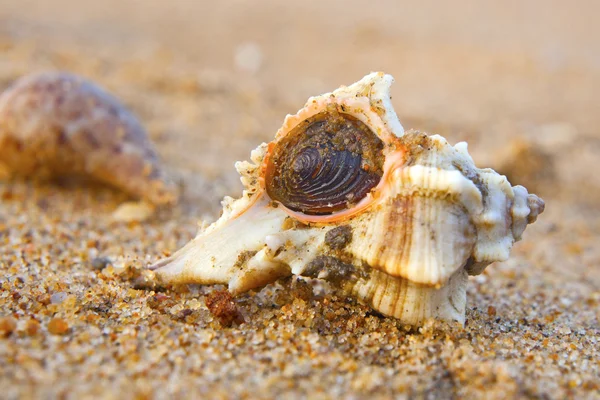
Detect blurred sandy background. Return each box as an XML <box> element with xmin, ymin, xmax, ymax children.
<box><xmin>0</xmin><ymin>1</ymin><xmax>599</xmax><ymax>398</ymax></box>
<box><xmin>2</xmin><ymin>0</ymin><xmax>599</xmax><ymax>202</ymax></box>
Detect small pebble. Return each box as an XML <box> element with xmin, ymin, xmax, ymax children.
<box><xmin>90</xmin><ymin>257</ymin><xmax>111</xmax><ymax>271</ymax></box>
<box><xmin>47</xmin><ymin>317</ymin><xmax>69</xmax><ymax>335</ymax></box>
<box><xmin>0</xmin><ymin>316</ymin><xmax>17</xmax><ymax>337</ymax></box>
<box><xmin>50</xmin><ymin>292</ymin><xmax>68</xmax><ymax>304</ymax></box>
<box><xmin>25</xmin><ymin>319</ymin><xmax>40</xmax><ymax>336</ymax></box>
<box><xmin>111</xmin><ymin>201</ymin><xmax>155</xmax><ymax>222</ymax></box>
<box><xmin>205</xmin><ymin>290</ymin><xmax>244</xmax><ymax>327</ymax></box>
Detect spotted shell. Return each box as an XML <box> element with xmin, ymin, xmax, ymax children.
<box><xmin>150</xmin><ymin>72</ymin><xmax>544</xmax><ymax>326</ymax></box>
<box><xmin>0</xmin><ymin>72</ymin><xmax>177</xmax><ymax>205</ymax></box>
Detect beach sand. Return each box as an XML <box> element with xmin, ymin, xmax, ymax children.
<box><xmin>0</xmin><ymin>1</ymin><xmax>599</xmax><ymax>398</ymax></box>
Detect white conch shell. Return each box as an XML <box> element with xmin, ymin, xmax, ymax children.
<box><xmin>150</xmin><ymin>72</ymin><xmax>545</xmax><ymax>326</ymax></box>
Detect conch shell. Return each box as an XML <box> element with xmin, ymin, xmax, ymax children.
<box><xmin>150</xmin><ymin>72</ymin><xmax>544</xmax><ymax>326</ymax></box>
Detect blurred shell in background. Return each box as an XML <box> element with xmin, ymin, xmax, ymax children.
<box><xmin>0</xmin><ymin>72</ymin><xmax>178</xmax><ymax>206</ymax></box>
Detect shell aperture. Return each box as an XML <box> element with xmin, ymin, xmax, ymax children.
<box><xmin>265</xmin><ymin>109</ymin><xmax>384</xmax><ymax>215</ymax></box>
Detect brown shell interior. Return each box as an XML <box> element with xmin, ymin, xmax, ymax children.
<box><xmin>263</xmin><ymin>107</ymin><xmax>385</xmax><ymax>216</ymax></box>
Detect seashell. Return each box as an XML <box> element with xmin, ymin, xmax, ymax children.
<box><xmin>149</xmin><ymin>72</ymin><xmax>545</xmax><ymax>326</ymax></box>
<box><xmin>0</xmin><ymin>72</ymin><xmax>177</xmax><ymax>205</ymax></box>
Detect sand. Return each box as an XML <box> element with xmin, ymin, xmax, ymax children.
<box><xmin>0</xmin><ymin>1</ymin><xmax>599</xmax><ymax>398</ymax></box>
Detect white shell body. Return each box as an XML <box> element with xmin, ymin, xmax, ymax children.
<box><xmin>150</xmin><ymin>72</ymin><xmax>544</xmax><ymax>326</ymax></box>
